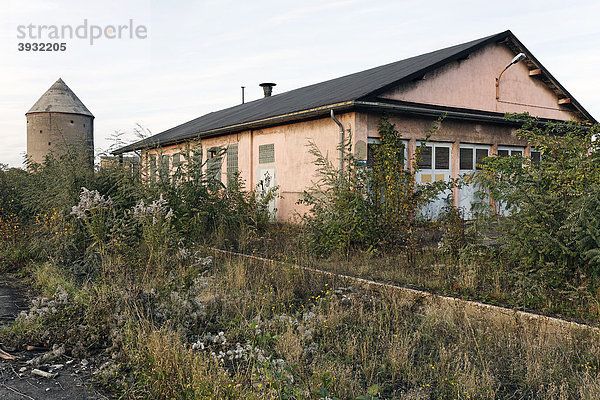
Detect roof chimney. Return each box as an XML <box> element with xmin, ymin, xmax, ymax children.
<box><xmin>259</xmin><ymin>82</ymin><xmax>276</xmax><ymax>97</ymax></box>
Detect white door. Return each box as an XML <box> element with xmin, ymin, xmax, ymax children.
<box><xmin>458</xmin><ymin>144</ymin><xmax>490</xmax><ymax>218</ymax></box>
<box><xmin>256</xmin><ymin>166</ymin><xmax>277</xmax><ymax>219</ymax></box>
<box><xmin>415</xmin><ymin>142</ymin><xmax>453</xmax><ymax>219</ymax></box>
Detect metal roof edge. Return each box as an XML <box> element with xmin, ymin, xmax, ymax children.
<box><xmin>113</xmin><ymin>101</ymin><xmax>356</xmax><ymax>154</ymax></box>
<box><xmin>354</xmin><ymin>100</ymin><xmax>591</xmax><ymax>128</ymax></box>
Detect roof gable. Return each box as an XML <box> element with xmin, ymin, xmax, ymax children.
<box><xmin>378</xmin><ymin>42</ymin><xmax>580</xmax><ymax>121</ymax></box>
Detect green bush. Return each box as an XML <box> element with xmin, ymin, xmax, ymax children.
<box><xmin>473</xmin><ymin>116</ymin><xmax>600</xmax><ymax>288</ymax></box>
<box><xmin>301</xmin><ymin>118</ymin><xmax>448</xmax><ymax>257</ymax></box>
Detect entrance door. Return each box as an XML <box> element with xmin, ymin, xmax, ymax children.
<box><xmin>415</xmin><ymin>142</ymin><xmax>452</xmax><ymax>219</ymax></box>
<box><xmin>458</xmin><ymin>144</ymin><xmax>490</xmax><ymax>218</ymax></box>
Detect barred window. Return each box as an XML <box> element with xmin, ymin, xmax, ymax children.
<box><xmin>207</xmin><ymin>147</ymin><xmax>222</xmax><ymax>181</ymax></box>
<box><xmin>227</xmin><ymin>144</ymin><xmax>239</xmax><ymax>185</ymax></box>
<box><xmin>149</xmin><ymin>154</ymin><xmax>157</xmax><ymax>183</ymax></box>
<box><xmin>460</xmin><ymin>148</ymin><xmax>473</xmax><ymax>170</ymax></box>
<box><xmin>435</xmin><ymin>147</ymin><xmax>450</xmax><ymax>170</ymax></box>
<box><xmin>475</xmin><ymin>149</ymin><xmax>488</xmax><ymax>170</ymax></box>
<box><xmin>259</xmin><ymin>144</ymin><xmax>275</xmax><ymax>164</ymax></box>
<box><xmin>159</xmin><ymin>155</ymin><xmax>170</xmax><ymax>182</ymax></box>
<box><xmin>172</xmin><ymin>153</ymin><xmax>182</xmax><ymax>167</ymax></box>
<box><xmin>417</xmin><ymin>146</ymin><xmax>432</xmax><ymax>169</ymax></box>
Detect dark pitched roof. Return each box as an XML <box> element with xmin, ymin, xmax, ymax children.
<box><xmin>114</xmin><ymin>30</ymin><xmax>595</xmax><ymax>154</ymax></box>
<box><xmin>27</xmin><ymin>78</ymin><xmax>94</xmax><ymax>117</ymax></box>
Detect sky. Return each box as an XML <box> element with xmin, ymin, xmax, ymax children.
<box><xmin>1</xmin><ymin>0</ymin><xmax>599</xmax><ymax>167</ymax></box>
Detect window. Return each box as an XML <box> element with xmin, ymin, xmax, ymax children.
<box><xmin>227</xmin><ymin>144</ymin><xmax>239</xmax><ymax>185</ymax></box>
<box><xmin>172</xmin><ymin>153</ymin><xmax>182</xmax><ymax>167</ymax></box>
<box><xmin>207</xmin><ymin>147</ymin><xmax>223</xmax><ymax>181</ymax></box>
<box><xmin>159</xmin><ymin>155</ymin><xmax>170</xmax><ymax>182</ymax></box>
<box><xmin>475</xmin><ymin>149</ymin><xmax>488</xmax><ymax>170</ymax></box>
<box><xmin>366</xmin><ymin>139</ymin><xmax>380</xmax><ymax>169</ymax></box>
<box><xmin>497</xmin><ymin>146</ymin><xmax>524</xmax><ymax>157</ymax></box>
<box><xmin>460</xmin><ymin>147</ymin><xmax>489</xmax><ymax>171</ymax></box>
<box><xmin>259</xmin><ymin>144</ymin><xmax>275</xmax><ymax>164</ymax></box>
<box><xmin>416</xmin><ymin>142</ymin><xmax>451</xmax><ymax>177</ymax></box>
<box><xmin>460</xmin><ymin>148</ymin><xmax>474</xmax><ymax>170</ymax></box>
<box><xmin>531</xmin><ymin>150</ymin><xmax>541</xmax><ymax>163</ymax></box>
<box><xmin>434</xmin><ymin>147</ymin><xmax>450</xmax><ymax>170</ymax></box>
<box><xmin>417</xmin><ymin>146</ymin><xmax>432</xmax><ymax>169</ymax></box>
<box><xmin>171</xmin><ymin>153</ymin><xmax>183</xmax><ymax>183</ymax></box>
<box><xmin>366</xmin><ymin>138</ymin><xmax>407</xmax><ymax>169</ymax></box>
<box><xmin>149</xmin><ymin>154</ymin><xmax>157</xmax><ymax>183</ymax></box>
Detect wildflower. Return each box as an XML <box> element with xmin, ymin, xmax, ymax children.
<box><xmin>71</xmin><ymin>187</ymin><xmax>112</xmax><ymax>220</ymax></box>
<box><xmin>132</xmin><ymin>194</ymin><xmax>173</xmax><ymax>224</ymax></box>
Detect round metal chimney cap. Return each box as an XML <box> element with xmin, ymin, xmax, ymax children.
<box><xmin>259</xmin><ymin>82</ymin><xmax>277</xmax><ymax>87</ymax></box>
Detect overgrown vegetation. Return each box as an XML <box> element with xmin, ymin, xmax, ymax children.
<box><xmin>1</xmin><ymin>116</ymin><xmax>600</xmax><ymax>399</ymax></box>
<box><xmin>300</xmin><ymin>118</ymin><xmax>448</xmax><ymax>258</ymax></box>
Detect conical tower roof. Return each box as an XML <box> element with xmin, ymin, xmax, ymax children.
<box><xmin>26</xmin><ymin>78</ymin><xmax>93</xmax><ymax>117</ymax></box>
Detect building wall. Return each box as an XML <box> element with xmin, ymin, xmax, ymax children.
<box><xmin>26</xmin><ymin>112</ymin><xmax>94</xmax><ymax>165</ymax></box>
<box><xmin>140</xmin><ymin>43</ymin><xmax>585</xmax><ymax>220</ymax></box>
<box><xmin>380</xmin><ymin>43</ymin><xmax>580</xmax><ymax>121</ymax></box>
<box><xmin>143</xmin><ymin>112</ymin><xmax>356</xmax><ymax>221</ymax></box>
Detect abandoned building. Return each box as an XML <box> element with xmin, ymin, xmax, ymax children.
<box><xmin>26</xmin><ymin>78</ymin><xmax>95</xmax><ymax>166</ymax></box>
<box><xmin>113</xmin><ymin>30</ymin><xmax>596</xmax><ymax>220</ymax></box>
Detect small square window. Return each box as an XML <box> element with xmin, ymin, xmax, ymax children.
<box><xmin>259</xmin><ymin>144</ymin><xmax>275</xmax><ymax>164</ymax></box>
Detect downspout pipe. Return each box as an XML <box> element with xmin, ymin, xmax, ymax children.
<box><xmin>330</xmin><ymin>109</ymin><xmax>344</xmax><ymax>183</ymax></box>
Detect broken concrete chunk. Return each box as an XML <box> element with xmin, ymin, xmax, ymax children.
<box><xmin>31</xmin><ymin>368</ymin><xmax>58</xmax><ymax>378</ymax></box>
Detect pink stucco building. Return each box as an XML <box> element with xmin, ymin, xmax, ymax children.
<box><xmin>114</xmin><ymin>30</ymin><xmax>596</xmax><ymax>220</ymax></box>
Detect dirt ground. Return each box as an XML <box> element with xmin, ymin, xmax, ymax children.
<box><xmin>0</xmin><ymin>282</ymin><xmax>111</xmax><ymax>400</ymax></box>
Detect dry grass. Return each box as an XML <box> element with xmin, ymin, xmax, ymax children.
<box><xmin>5</xmin><ymin>252</ymin><xmax>600</xmax><ymax>399</ymax></box>
<box><xmin>196</xmin><ymin>253</ymin><xmax>600</xmax><ymax>399</ymax></box>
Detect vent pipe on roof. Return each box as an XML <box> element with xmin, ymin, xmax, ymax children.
<box><xmin>259</xmin><ymin>82</ymin><xmax>276</xmax><ymax>97</ymax></box>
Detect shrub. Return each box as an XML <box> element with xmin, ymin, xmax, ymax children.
<box><xmin>301</xmin><ymin>118</ymin><xmax>448</xmax><ymax>257</ymax></box>
<box><xmin>473</xmin><ymin>116</ymin><xmax>600</xmax><ymax>288</ymax></box>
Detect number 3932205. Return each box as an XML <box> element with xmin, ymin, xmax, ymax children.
<box><xmin>18</xmin><ymin>43</ymin><xmax>67</xmax><ymax>51</ymax></box>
